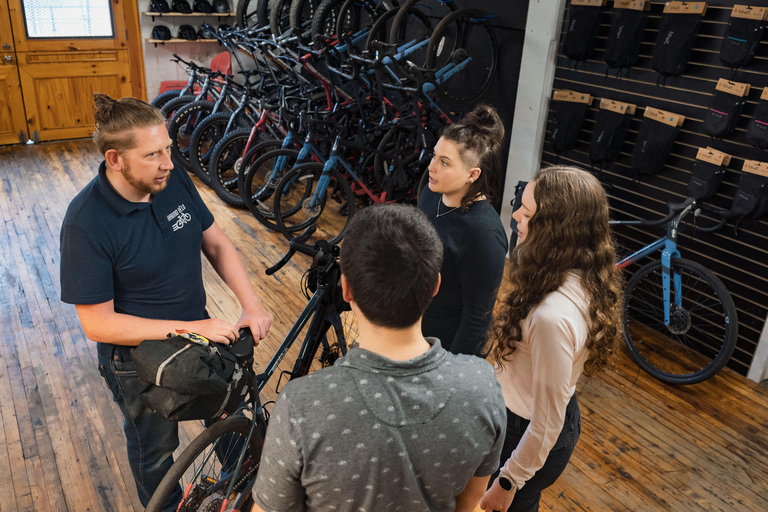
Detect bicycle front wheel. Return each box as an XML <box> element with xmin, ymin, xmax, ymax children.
<box><xmin>273</xmin><ymin>162</ymin><xmax>355</xmax><ymax>249</ymax></box>
<box><xmin>145</xmin><ymin>415</ymin><xmax>263</xmax><ymax>512</ymax></box>
<box><xmin>623</xmin><ymin>258</ymin><xmax>738</xmax><ymax>385</ymax></box>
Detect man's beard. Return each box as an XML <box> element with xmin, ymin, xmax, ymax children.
<box><xmin>123</xmin><ymin>163</ymin><xmax>169</xmax><ymax>196</ymax></box>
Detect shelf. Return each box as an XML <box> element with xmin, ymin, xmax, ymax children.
<box><xmin>146</xmin><ymin>38</ymin><xmax>222</xmax><ymax>47</ymax></box>
<box><xmin>143</xmin><ymin>12</ymin><xmax>237</xmax><ymax>21</ymax></box>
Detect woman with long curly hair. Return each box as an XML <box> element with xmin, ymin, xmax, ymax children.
<box><xmin>480</xmin><ymin>166</ymin><xmax>623</xmax><ymax>512</ymax></box>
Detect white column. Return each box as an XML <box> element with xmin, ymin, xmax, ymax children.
<box><xmin>500</xmin><ymin>0</ymin><xmax>567</xmax><ymax>243</ymax></box>
<box><xmin>747</xmin><ymin>314</ymin><xmax>768</xmax><ymax>383</ymax></box>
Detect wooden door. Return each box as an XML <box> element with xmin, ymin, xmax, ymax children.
<box><xmin>7</xmin><ymin>0</ymin><xmax>134</xmax><ymax>142</ymax></box>
<box><xmin>0</xmin><ymin>0</ymin><xmax>28</xmax><ymax>145</ymax></box>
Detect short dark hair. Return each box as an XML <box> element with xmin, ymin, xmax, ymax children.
<box><xmin>340</xmin><ymin>204</ymin><xmax>443</xmax><ymax>328</ymax></box>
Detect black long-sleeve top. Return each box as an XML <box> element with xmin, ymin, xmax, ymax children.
<box><xmin>418</xmin><ymin>186</ymin><xmax>508</xmax><ymax>356</ymax></box>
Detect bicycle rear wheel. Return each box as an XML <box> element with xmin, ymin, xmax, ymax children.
<box><xmin>425</xmin><ymin>9</ymin><xmax>498</xmax><ymax>106</ymax></box>
<box><xmin>209</xmin><ymin>129</ymin><xmax>262</xmax><ymax>208</ymax></box>
<box><xmin>241</xmin><ymin>145</ymin><xmax>301</xmax><ymax>230</ymax></box>
<box><xmin>144</xmin><ymin>415</ymin><xmax>263</xmax><ymax>512</ymax></box>
<box><xmin>168</xmin><ymin>100</ymin><xmax>218</xmax><ymax>171</ymax></box>
<box><xmin>623</xmin><ymin>258</ymin><xmax>738</xmax><ymax>385</ymax></box>
<box><xmin>273</xmin><ymin>162</ymin><xmax>355</xmax><ymax>250</ymax></box>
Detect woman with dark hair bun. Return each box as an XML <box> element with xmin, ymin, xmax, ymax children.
<box><xmin>417</xmin><ymin>104</ymin><xmax>508</xmax><ymax>356</ymax></box>
<box><xmin>480</xmin><ymin>166</ymin><xmax>623</xmax><ymax>512</ymax></box>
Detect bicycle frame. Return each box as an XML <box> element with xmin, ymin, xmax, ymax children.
<box><xmin>612</xmin><ymin>201</ymin><xmax>695</xmax><ymax>328</ymax></box>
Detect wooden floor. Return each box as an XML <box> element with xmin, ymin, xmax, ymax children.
<box><xmin>1</xmin><ymin>139</ymin><xmax>767</xmax><ymax>512</ymax></box>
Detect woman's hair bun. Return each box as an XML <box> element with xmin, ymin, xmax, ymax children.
<box><xmin>461</xmin><ymin>104</ymin><xmax>504</xmax><ymax>145</ymax></box>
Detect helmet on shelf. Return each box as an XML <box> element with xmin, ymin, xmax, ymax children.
<box><xmin>151</xmin><ymin>25</ymin><xmax>173</xmax><ymax>41</ymax></box>
<box><xmin>178</xmin><ymin>24</ymin><xmax>198</xmax><ymax>40</ymax></box>
<box><xmin>213</xmin><ymin>0</ymin><xmax>231</xmax><ymax>13</ymax></box>
<box><xmin>198</xmin><ymin>24</ymin><xmax>217</xmax><ymax>40</ymax></box>
<box><xmin>171</xmin><ymin>0</ymin><xmax>193</xmax><ymax>14</ymax></box>
<box><xmin>193</xmin><ymin>0</ymin><xmax>214</xmax><ymax>13</ymax></box>
<box><xmin>218</xmin><ymin>24</ymin><xmax>233</xmax><ymax>33</ymax></box>
<box><xmin>150</xmin><ymin>0</ymin><xmax>171</xmax><ymax>13</ymax></box>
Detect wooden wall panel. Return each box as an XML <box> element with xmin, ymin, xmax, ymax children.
<box><xmin>543</xmin><ymin>1</ymin><xmax>768</xmax><ymax>376</ymax></box>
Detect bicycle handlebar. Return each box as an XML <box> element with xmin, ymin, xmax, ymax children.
<box><xmin>265</xmin><ymin>226</ymin><xmax>318</xmax><ymax>275</ymax></box>
<box><xmin>610</xmin><ymin>197</ymin><xmax>695</xmax><ymax>228</ymax></box>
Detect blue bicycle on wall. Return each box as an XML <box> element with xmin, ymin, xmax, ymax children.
<box><xmin>611</xmin><ymin>197</ymin><xmax>738</xmax><ymax>385</ymax></box>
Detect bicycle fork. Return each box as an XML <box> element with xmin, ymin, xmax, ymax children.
<box><xmin>660</xmin><ymin>239</ymin><xmax>682</xmax><ymax>327</ymax></box>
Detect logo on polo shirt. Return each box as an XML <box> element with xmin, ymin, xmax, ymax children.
<box><xmin>167</xmin><ymin>204</ymin><xmax>192</xmax><ymax>232</ymax></box>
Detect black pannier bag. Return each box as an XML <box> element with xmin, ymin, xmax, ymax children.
<box><xmin>550</xmin><ymin>100</ymin><xmax>589</xmax><ymax>154</ymax></box>
<box><xmin>589</xmin><ymin>108</ymin><xmax>632</xmax><ymax>165</ymax></box>
<box><xmin>731</xmin><ymin>171</ymin><xmax>768</xmax><ymax>221</ymax></box>
<box><xmin>687</xmin><ymin>160</ymin><xmax>725</xmax><ymax>201</ymax></box>
<box><xmin>702</xmin><ymin>89</ymin><xmax>746</xmax><ymax>139</ymax></box>
<box><xmin>652</xmin><ymin>12</ymin><xmax>701</xmax><ymax>77</ymax></box>
<box><xmin>746</xmin><ymin>100</ymin><xmax>768</xmax><ymax>149</ymax></box>
<box><xmin>132</xmin><ymin>334</ymin><xmax>253</xmax><ymax>421</ymax></box>
<box><xmin>630</xmin><ymin>117</ymin><xmax>680</xmax><ymax>177</ymax></box>
<box><xmin>604</xmin><ymin>7</ymin><xmax>648</xmax><ymax>69</ymax></box>
<box><xmin>562</xmin><ymin>3</ymin><xmax>604</xmax><ymax>62</ymax></box>
<box><xmin>720</xmin><ymin>15</ymin><xmax>765</xmax><ymax>69</ymax></box>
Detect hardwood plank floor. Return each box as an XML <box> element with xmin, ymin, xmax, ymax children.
<box><xmin>1</xmin><ymin>139</ymin><xmax>767</xmax><ymax>511</ymax></box>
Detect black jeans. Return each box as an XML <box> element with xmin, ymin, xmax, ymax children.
<box><xmin>491</xmin><ymin>395</ymin><xmax>581</xmax><ymax>512</ymax></box>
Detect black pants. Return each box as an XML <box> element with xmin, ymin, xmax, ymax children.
<box><xmin>491</xmin><ymin>395</ymin><xmax>581</xmax><ymax>512</ymax></box>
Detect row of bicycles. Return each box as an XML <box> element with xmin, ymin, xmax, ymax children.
<box><xmin>154</xmin><ymin>0</ymin><xmax>499</xmax><ymax>250</ymax></box>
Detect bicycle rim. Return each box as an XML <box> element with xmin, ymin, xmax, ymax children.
<box><xmin>242</xmin><ymin>145</ymin><xmax>300</xmax><ymax>230</ymax></box>
<box><xmin>623</xmin><ymin>258</ymin><xmax>738</xmax><ymax>385</ymax></box>
<box><xmin>273</xmin><ymin>162</ymin><xmax>355</xmax><ymax>248</ymax></box>
<box><xmin>145</xmin><ymin>415</ymin><xmax>262</xmax><ymax>512</ymax></box>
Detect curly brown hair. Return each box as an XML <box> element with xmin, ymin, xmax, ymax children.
<box><xmin>489</xmin><ymin>166</ymin><xmax>623</xmax><ymax>376</ymax></box>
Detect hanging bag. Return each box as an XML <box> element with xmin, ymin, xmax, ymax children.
<box><xmin>687</xmin><ymin>161</ymin><xmax>726</xmax><ymax>201</ymax></box>
<box><xmin>652</xmin><ymin>5</ymin><xmax>705</xmax><ymax>78</ymax></box>
<box><xmin>630</xmin><ymin>108</ymin><xmax>684</xmax><ymax>178</ymax></box>
<box><xmin>731</xmin><ymin>161</ymin><xmax>768</xmax><ymax>225</ymax></box>
<box><xmin>549</xmin><ymin>90</ymin><xmax>592</xmax><ymax>154</ymax></box>
<box><xmin>746</xmin><ymin>92</ymin><xmax>768</xmax><ymax>149</ymax></box>
<box><xmin>562</xmin><ymin>2</ymin><xmax>605</xmax><ymax>62</ymax></box>
<box><xmin>719</xmin><ymin>6</ymin><xmax>766</xmax><ymax>69</ymax></box>
<box><xmin>589</xmin><ymin>99</ymin><xmax>634</xmax><ymax>165</ymax></box>
<box><xmin>702</xmin><ymin>82</ymin><xmax>748</xmax><ymax>139</ymax></box>
<box><xmin>604</xmin><ymin>4</ymin><xmax>649</xmax><ymax>69</ymax></box>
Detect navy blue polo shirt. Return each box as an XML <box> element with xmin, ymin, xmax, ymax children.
<box><xmin>60</xmin><ymin>162</ymin><xmax>215</xmax><ymax>327</ymax></box>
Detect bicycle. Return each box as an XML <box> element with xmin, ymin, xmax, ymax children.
<box><xmin>145</xmin><ymin>228</ymin><xmax>351</xmax><ymax>512</ymax></box>
<box><xmin>611</xmin><ymin>197</ymin><xmax>738</xmax><ymax>385</ymax></box>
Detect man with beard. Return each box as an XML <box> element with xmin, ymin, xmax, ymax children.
<box><xmin>59</xmin><ymin>93</ymin><xmax>271</xmax><ymax>512</ymax></box>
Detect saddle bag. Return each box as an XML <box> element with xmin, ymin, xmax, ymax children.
<box><xmin>604</xmin><ymin>7</ymin><xmax>648</xmax><ymax>70</ymax></box>
<box><xmin>687</xmin><ymin>160</ymin><xmax>725</xmax><ymax>201</ymax></box>
<box><xmin>720</xmin><ymin>15</ymin><xmax>765</xmax><ymax>70</ymax></box>
<box><xmin>132</xmin><ymin>333</ymin><xmax>253</xmax><ymax>421</ymax></box>
<box><xmin>702</xmin><ymin>89</ymin><xmax>746</xmax><ymax>139</ymax></box>
<box><xmin>652</xmin><ymin>12</ymin><xmax>701</xmax><ymax>77</ymax></box>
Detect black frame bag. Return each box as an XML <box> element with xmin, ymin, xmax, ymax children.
<box><xmin>720</xmin><ymin>16</ymin><xmax>765</xmax><ymax>70</ymax></box>
<box><xmin>562</xmin><ymin>4</ymin><xmax>603</xmax><ymax>62</ymax></box>
<box><xmin>702</xmin><ymin>89</ymin><xmax>746</xmax><ymax>139</ymax></box>
<box><xmin>589</xmin><ymin>108</ymin><xmax>632</xmax><ymax>165</ymax></box>
<box><xmin>604</xmin><ymin>8</ymin><xmax>649</xmax><ymax>69</ymax></box>
<box><xmin>550</xmin><ymin>100</ymin><xmax>589</xmax><ymax>154</ymax></box>
<box><xmin>746</xmin><ymin>100</ymin><xmax>768</xmax><ymax>149</ymax></box>
<box><xmin>687</xmin><ymin>160</ymin><xmax>725</xmax><ymax>201</ymax></box>
<box><xmin>132</xmin><ymin>334</ymin><xmax>254</xmax><ymax>421</ymax></box>
<box><xmin>630</xmin><ymin>117</ymin><xmax>680</xmax><ymax>177</ymax></box>
<box><xmin>652</xmin><ymin>12</ymin><xmax>701</xmax><ymax>77</ymax></box>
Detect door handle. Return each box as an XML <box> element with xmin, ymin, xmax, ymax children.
<box><xmin>4</xmin><ymin>55</ymin><xmax>12</xmax><ymax>64</ymax></box>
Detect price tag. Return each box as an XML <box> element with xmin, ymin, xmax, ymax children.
<box><xmin>663</xmin><ymin>1</ymin><xmax>707</xmax><ymax>15</ymax></box>
<box><xmin>553</xmin><ymin>89</ymin><xmax>593</xmax><ymax>105</ymax></box>
<box><xmin>696</xmin><ymin>147</ymin><xmax>731</xmax><ymax>167</ymax></box>
<box><xmin>761</xmin><ymin>88</ymin><xmax>768</xmax><ymax>101</ymax></box>
<box><xmin>716</xmin><ymin>78</ymin><xmax>750</xmax><ymax>97</ymax></box>
<box><xmin>731</xmin><ymin>5</ymin><xmax>767</xmax><ymax>21</ymax></box>
<box><xmin>644</xmin><ymin>107</ymin><xmax>685</xmax><ymax>127</ymax></box>
<box><xmin>571</xmin><ymin>0</ymin><xmax>607</xmax><ymax>6</ymax></box>
<box><xmin>743</xmin><ymin>160</ymin><xmax>768</xmax><ymax>177</ymax></box>
<box><xmin>599</xmin><ymin>98</ymin><xmax>636</xmax><ymax>115</ymax></box>
<box><xmin>614</xmin><ymin>0</ymin><xmax>650</xmax><ymax>11</ymax></box>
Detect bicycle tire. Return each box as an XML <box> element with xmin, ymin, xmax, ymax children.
<box><xmin>144</xmin><ymin>415</ymin><xmax>262</xmax><ymax>512</ymax></box>
<box><xmin>188</xmin><ymin>112</ymin><xmax>244</xmax><ymax>186</ymax></box>
<box><xmin>161</xmin><ymin>96</ymin><xmax>195</xmax><ymax>120</ymax></box>
<box><xmin>289</xmin><ymin>0</ymin><xmax>320</xmax><ymax>42</ymax></box>
<box><xmin>335</xmin><ymin>0</ymin><xmax>379</xmax><ymax>46</ymax></box>
<box><xmin>416</xmin><ymin>168</ymin><xmax>429</xmax><ymax>204</ymax></box>
<box><xmin>209</xmin><ymin>129</ymin><xmax>264</xmax><ymax>208</ymax></box>
<box><xmin>623</xmin><ymin>258</ymin><xmax>738</xmax><ymax>385</ymax></box>
<box><xmin>425</xmin><ymin>9</ymin><xmax>498</xmax><ymax>106</ymax></box>
<box><xmin>373</xmin><ymin>125</ymin><xmax>422</xmax><ymax>190</ymax></box>
<box><xmin>241</xmin><ymin>146</ymin><xmax>304</xmax><ymax>231</ymax></box>
<box><xmin>168</xmin><ymin>100</ymin><xmax>218</xmax><ymax>171</ymax></box>
<box><xmin>236</xmin><ymin>0</ymin><xmax>270</xmax><ymax>28</ymax></box>
<box><xmin>269</xmin><ymin>0</ymin><xmax>293</xmax><ymax>36</ymax></box>
<box><xmin>388</xmin><ymin>0</ymin><xmax>456</xmax><ymax>45</ymax></box>
<box><xmin>151</xmin><ymin>89</ymin><xmax>193</xmax><ymax>109</ymax></box>
<box><xmin>273</xmin><ymin>162</ymin><xmax>355</xmax><ymax>250</ymax></box>
<box><xmin>310</xmin><ymin>0</ymin><xmax>346</xmax><ymax>42</ymax></box>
